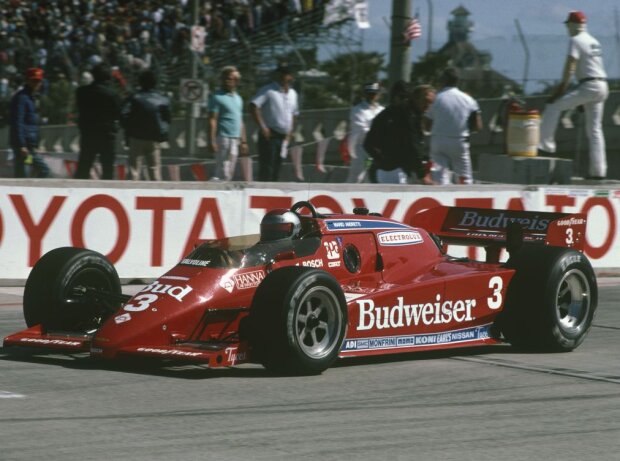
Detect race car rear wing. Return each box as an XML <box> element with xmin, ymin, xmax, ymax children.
<box><xmin>410</xmin><ymin>206</ymin><xmax>587</xmax><ymax>252</ymax></box>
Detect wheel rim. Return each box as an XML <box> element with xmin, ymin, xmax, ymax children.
<box><xmin>555</xmin><ymin>269</ymin><xmax>591</xmax><ymax>333</ymax></box>
<box><xmin>62</xmin><ymin>267</ymin><xmax>116</xmax><ymax>329</ymax></box>
<box><xmin>294</xmin><ymin>286</ymin><xmax>342</xmax><ymax>359</ymax></box>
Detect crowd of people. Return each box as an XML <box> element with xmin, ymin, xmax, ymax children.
<box><xmin>0</xmin><ymin>0</ymin><xmax>326</xmax><ymax>125</ymax></box>
<box><xmin>3</xmin><ymin>6</ymin><xmax>611</xmax><ymax>183</ymax></box>
<box><xmin>357</xmin><ymin>71</ymin><xmax>480</xmax><ymax>186</ymax></box>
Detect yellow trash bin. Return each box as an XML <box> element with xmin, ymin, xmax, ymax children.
<box><xmin>506</xmin><ymin>110</ymin><xmax>540</xmax><ymax>157</ymax></box>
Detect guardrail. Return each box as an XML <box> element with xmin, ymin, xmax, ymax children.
<box><xmin>2</xmin><ymin>91</ymin><xmax>620</xmax><ymax>179</ymax></box>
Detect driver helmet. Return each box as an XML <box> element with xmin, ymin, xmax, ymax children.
<box><xmin>260</xmin><ymin>209</ymin><xmax>301</xmax><ymax>241</ymax></box>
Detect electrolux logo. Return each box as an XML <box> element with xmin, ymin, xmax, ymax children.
<box><xmin>377</xmin><ymin>230</ymin><xmax>423</xmax><ymax>246</ymax></box>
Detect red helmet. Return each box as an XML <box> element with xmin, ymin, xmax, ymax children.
<box><xmin>260</xmin><ymin>209</ymin><xmax>301</xmax><ymax>241</ymax></box>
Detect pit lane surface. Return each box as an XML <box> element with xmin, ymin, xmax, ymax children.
<box><xmin>1</xmin><ymin>282</ymin><xmax>620</xmax><ymax>461</ymax></box>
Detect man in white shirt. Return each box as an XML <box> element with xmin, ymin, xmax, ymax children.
<box><xmin>425</xmin><ymin>68</ymin><xmax>482</xmax><ymax>185</ymax></box>
<box><xmin>538</xmin><ymin>10</ymin><xmax>608</xmax><ymax>180</ymax></box>
<box><xmin>346</xmin><ymin>82</ymin><xmax>384</xmax><ymax>183</ymax></box>
<box><xmin>250</xmin><ymin>65</ymin><xmax>299</xmax><ymax>181</ymax></box>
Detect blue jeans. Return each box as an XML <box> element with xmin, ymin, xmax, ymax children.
<box><xmin>12</xmin><ymin>146</ymin><xmax>50</xmax><ymax>178</ymax></box>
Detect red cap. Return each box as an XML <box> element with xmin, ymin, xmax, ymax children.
<box><xmin>26</xmin><ymin>68</ymin><xmax>44</xmax><ymax>80</ymax></box>
<box><xmin>564</xmin><ymin>11</ymin><xmax>586</xmax><ymax>24</ymax></box>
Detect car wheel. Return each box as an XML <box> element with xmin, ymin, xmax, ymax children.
<box><xmin>249</xmin><ymin>267</ymin><xmax>347</xmax><ymax>375</ymax></box>
<box><xmin>24</xmin><ymin>247</ymin><xmax>122</xmax><ymax>331</ymax></box>
<box><xmin>499</xmin><ymin>245</ymin><xmax>597</xmax><ymax>351</ymax></box>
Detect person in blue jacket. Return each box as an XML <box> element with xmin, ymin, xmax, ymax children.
<box><xmin>9</xmin><ymin>68</ymin><xmax>50</xmax><ymax>178</ymax></box>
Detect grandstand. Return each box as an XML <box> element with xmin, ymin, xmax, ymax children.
<box><xmin>163</xmin><ymin>3</ymin><xmax>363</xmax><ymax>109</ymax></box>
<box><xmin>0</xmin><ymin>1</ymin><xmax>361</xmax><ymax>124</ymax></box>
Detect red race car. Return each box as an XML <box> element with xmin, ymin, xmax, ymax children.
<box><xmin>4</xmin><ymin>202</ymin><xmax>597</xmax><ymax>375</ymax></box>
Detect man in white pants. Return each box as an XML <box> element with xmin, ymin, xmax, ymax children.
<box><xmin>346</xmin><ymin>82</ymin><xmax>384</xmax><ymax>183</ymax></box>
<box><xmin>425</xmin><ymin>68</ymin><xmax>482</xmax><ymax>185</ymax></box>
<box><xmin>538</xmin><ymin>10</ymin><xmax>608</xmax><ymax>179</ymax></box>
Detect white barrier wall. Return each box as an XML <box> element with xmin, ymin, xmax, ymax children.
<box><xmin>0</xmin><ymin>180</ymin><xmax>618</xmax><ymax>281</ymax></box>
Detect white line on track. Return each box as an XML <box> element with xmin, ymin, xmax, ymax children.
<box><xmin>597</xmin><ymin>277</ymin><xmax>620</xmax><ymax>287</ymax></box>
<box><xmin>0</xmin><ymin>390</ymin><xmax>26</xmax><ymax>399</ymax></box>
<box><xmin>453</xmin><ymin>356</ymin><xmax>620</xmax><ymax>384</ymax></box>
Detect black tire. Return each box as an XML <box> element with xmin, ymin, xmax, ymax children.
<box><xmin>498</xmin><ymin>245</ymin><xmax>597</xmax><ymax>351</ymax></box>
<box><xmin>24</xmin><ymin>247</ymin><xmax>122</xmax><ymax>331</ymax></box>
<box><xmin>249</xmin><ymin>267</ymin><xmax>347</xmax><ymax>375</ymax></box>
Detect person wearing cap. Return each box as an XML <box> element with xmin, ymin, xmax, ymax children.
<box><xmin>346</xmin><ymin>82</ymin><xmax>385</xmax><ymax>183</ymax></box>
<box><xmin>207</xmin><ymin>65</ymin><xmax>248</xmax><ymax>181</ymax></box>
<box><xmin>538</xmin><ymin>10</ymin><xmax>608</xmax><ymax>180</ymax></box>
<box><xmin>9</xmin><ymin>67</ymin><xmax>50</xmax><ymax>178</ymax></box>
<box><xmin>249</xmin><ymin>64</ymin><xmax>300</xmax><ymax>181</ymax></box>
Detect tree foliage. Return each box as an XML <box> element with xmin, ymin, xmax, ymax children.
<box><xmin>309</xmin><ymin>51</ymin><xmax>385</xmax><ymax>108</ymax></box>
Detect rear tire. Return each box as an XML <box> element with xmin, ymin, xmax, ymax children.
<box><xmin>499</xmin><ymin>245</ymin><xmax>597</xmax><ymax>351</ymax></box>
<box><xmin>249</xmin><ymin>267</ymin><xmax>347</xmax><ymax>375</ymax></box>
<box><xmin>24</xmin><ymin>247</ymin><xmax>122</xmax><ymax>331</ymax></box>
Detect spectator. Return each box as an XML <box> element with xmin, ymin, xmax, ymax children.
<box><xmin>363</xmin><ymin>83</ymin><xmax>435</xmax><ymax>185</ymax></box>
<box><xmin>425</xmin><ymin>68</ymin><xmax>482</xmax><ymax>185</ymax></box>
<box><xmin>346</xmin><ymin>82</ymin><xmax>384</xmax><ymax>183</ymax></box>
<box><xmin>250</xmin><ymin>64</ymin><xmax>299</xmax><ymax>181</ymax></box>
<box><xmin>208</xmin><ymin>65</ymin><xmax>248</xmax><ymax>181</ymax></box>
<box><xmin>74</xmin><ymin>63</ymin><xmax>122</xmax><ymax>179</ymax></box>
<box><xmin>9</xmin><ymin>67</ymin><xmax>50</xmax><ymax>178</ymax></box>
<box><xmin>1</xmin><ymin>0</ymin><xmax>327</xmax><ymax>125</ymax></box>
<box><xmin>41</xmin><ymin>72</ymin><xmax>74</xmax><ymax>124</ymax></box>
<box><xmin>121</xmin><ymin>69</ymin><xmax>171</xmax><ymax>181</ymax></box>
<box><xmin>538</xmin><ymin>11</ymin><xmax>608</xmax><ymax>180</ymax></box>
<box><xmin>389</xmin><ymin>79</ymin><xmax>410</xmax><ymax>105</ymax></box>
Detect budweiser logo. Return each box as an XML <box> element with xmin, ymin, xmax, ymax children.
<box><xmin>141</xmin><ymin>281</ymin><xmax>193</xmax><ymax>302</ymax></box>
<box><xmin>457</xmin><ymin>211</ymin><xmax>550</xmax><ymax>232</ymax></box>
<box><xmin>357</xmin><ymin>295</ymin><xmax>476</xmax><ymax>331</ymax></box>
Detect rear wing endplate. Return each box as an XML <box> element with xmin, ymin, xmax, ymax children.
<box><xmin>410</xmin><ymin>206</ymin><xmax>587</xmax><ymax>252</ymax></box>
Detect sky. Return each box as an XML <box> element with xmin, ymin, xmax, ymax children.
<box><xmin>349</xmin><ymin>0</ymin><xmax>620</xmax><ymax>93</ymax></box>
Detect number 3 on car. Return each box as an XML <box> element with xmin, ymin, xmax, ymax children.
<box><xmin>124</xmin><ymin>294</ymin><xmax>158</xmax><ymax>312</ymax></box>
<box><xmin>487</xmin><ymin>276</ymin><xmax>503</xmax><ymax>310</ymax></box>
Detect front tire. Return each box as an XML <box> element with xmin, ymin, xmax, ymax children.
<box><xmin>249</xmin><ymin>267</ymin><xmax>347</xmax><ymax>375</ymax></box>
<box><xmin>24</xmin><ymin>247</ymin><xmax>122</xmax><ymax>331</ymax></box>
<box><xmin>499</xmin><ymin>245</ymin><xmax>597</xmax><ymax>351</ymax></box>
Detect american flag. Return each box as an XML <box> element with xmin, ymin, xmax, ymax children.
<box><xmin>403</xmin><ymin>16</ymin><xmax>422</xmax><ymax>42</ymax></box>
